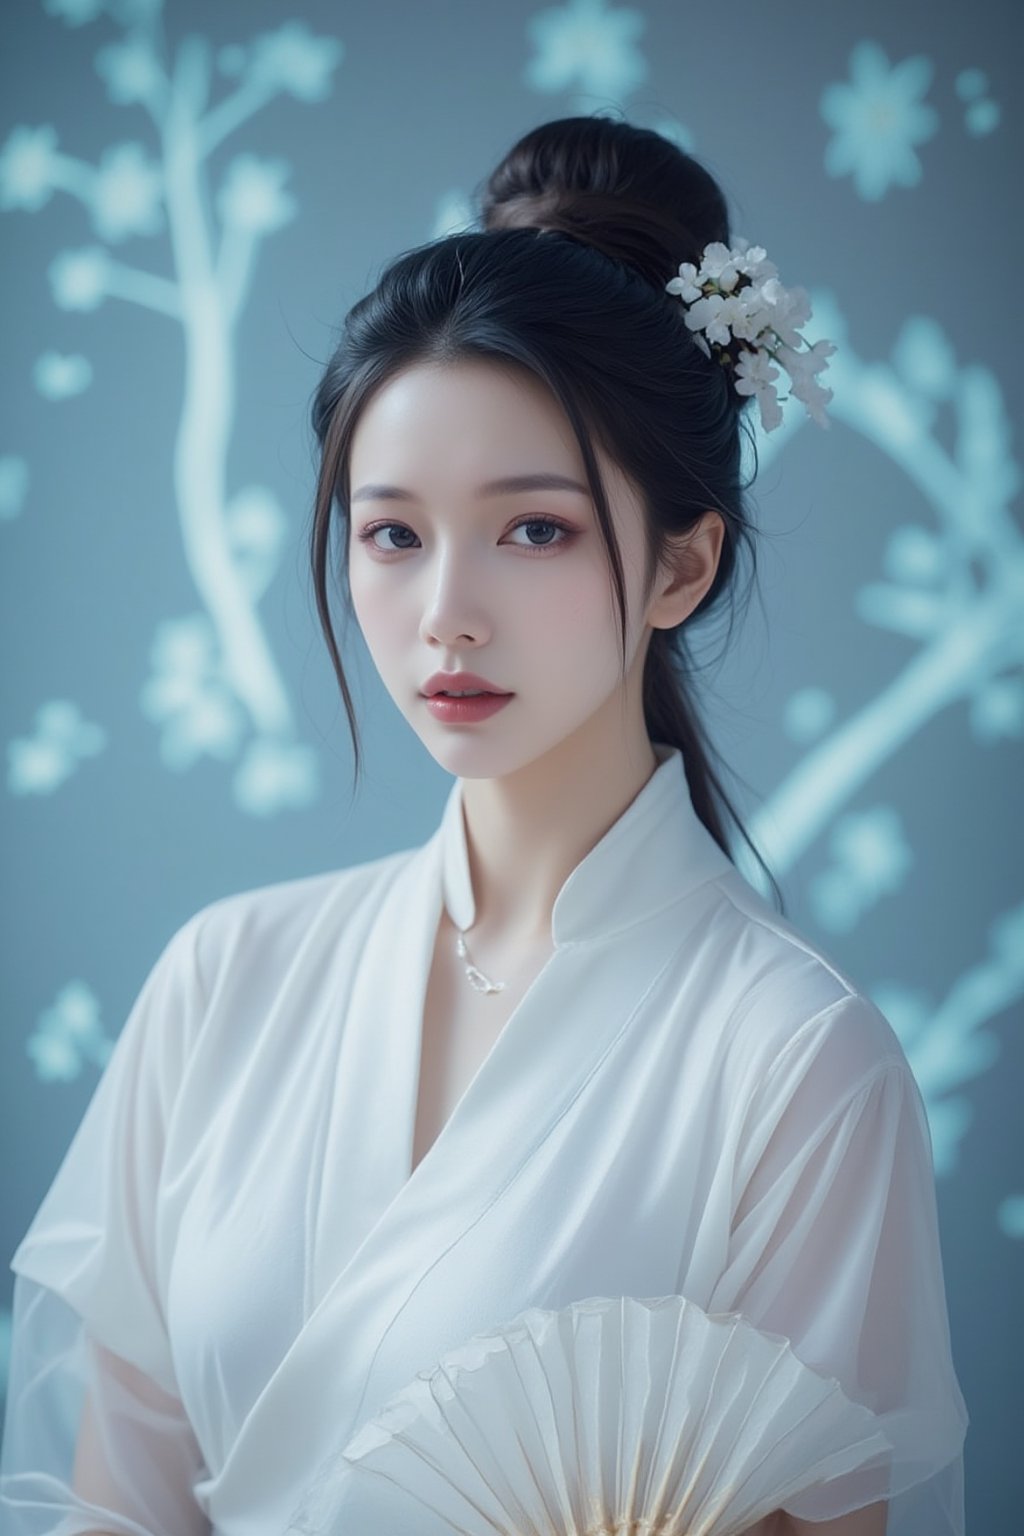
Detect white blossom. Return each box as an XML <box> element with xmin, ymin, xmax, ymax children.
<box><xmin>682</xmin><ymin>292</ymin><xmax>737</xmax><ymax>348</ymax></box>
<box><xmin>731</xmin><ymin>239</ymin><xmax>777</xmax><ymax>283</ymax></box>
<box><xmin>665</xmin><ymin>238</ymin><xmax>836</xmax><ymax>432</ymax></box>
<box><xmin>693</xmin><ymin>240</ymin><xmax>742</xmax><ymax>291</ymax></box>
<box><xmin>733</xmin><ymin>347</ymin><xmax>784</xmax><ymax>433</ymax></box>
<box><xmin>665</xmin><ymin>262</ymin><xmax>703</xmax><ymax>303</ymax></box>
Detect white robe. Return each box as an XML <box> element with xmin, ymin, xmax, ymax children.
<box><xmin>0</xmin><ymin>742</ymin><xmax>968</xmax><ymax>1535</ymax></box>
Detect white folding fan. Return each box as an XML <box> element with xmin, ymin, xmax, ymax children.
<box><xmin>284</xmin><ymin>1293</ymin><xmax>893</xmax><ymax>1536</ymax></box>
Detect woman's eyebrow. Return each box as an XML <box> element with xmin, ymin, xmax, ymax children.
<box><xmin>351</xmin><ymin>472</ymin><xmax>590</xmax><ymax>503</ymax></box>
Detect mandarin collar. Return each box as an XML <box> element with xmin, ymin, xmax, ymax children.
<box><xmin>438</xmin><ymin>741</ymin><xmax>735</xmax><ymax>947</ymax></box>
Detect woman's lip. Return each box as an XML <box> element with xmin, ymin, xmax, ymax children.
<box><xmin>423</xmin><ymin>693</ymin><xmax>514</xmax><ymax>721</ymax></box>
<box><xmin>421</xmin><ymin>673</ymin><xmax>512</xmax><ymax>695</ymax></box>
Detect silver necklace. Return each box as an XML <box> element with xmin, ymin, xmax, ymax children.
<box><xmin>454</xmin><ymin>927</ymin><xmax>506</xmax><ymax>994</ymax></box>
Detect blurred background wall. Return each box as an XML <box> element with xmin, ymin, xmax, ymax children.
<box><xmin>1</xmin><ymin>0</ymin><xmax>1020</xmax><ymax>1525</ymax></box>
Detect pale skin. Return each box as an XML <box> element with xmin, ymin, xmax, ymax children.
<box><xmin>347</xmin><ymin>358</ymin><xmax>889</xmax><ymax>1536</ymax></box>
<box><xmin>347</xmin><ymin>356</ymin><xmax>715</xmax><ymax>957</ymax></box>
<box><xmin>72</xmin><ymin>357</ymin><xmax>886</xmax><ymax>1531</ymax></box>
<box><xmin>70</xmin><ymin>1338</ymin><xmax>208</xmax><ymax>1534</ymax></box>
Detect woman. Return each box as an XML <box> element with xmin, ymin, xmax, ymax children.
<box><xmin>0</xmin><ymin>116</ymin><xmax>968</xmax><ymax>1535</ymax></box>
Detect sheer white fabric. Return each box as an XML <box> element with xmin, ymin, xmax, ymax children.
<box><xmin>0</xmin><ymin>916</ymin><xmax>212</xmax><ymax>1533</ymax></box>
<box><xmin>0</xmin><ymin>1279</ymin><xmax>209</xmax><ymax>1534</ymax></box>
<box><xmin>707</xmin><ymin>1022</ymin><xmax>969</xmax><ymax>1534</ymax></box>
<box><xmin>0</xmin><ymin>744</ymin><xmax>969</xmax><ymax>1534</ymax></box>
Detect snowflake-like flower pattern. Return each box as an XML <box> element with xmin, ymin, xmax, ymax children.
<box><xmin>246</xmin><ymin>20</ymin><xmax>342</xmax><ymax>102</ymax></box>
<box><xmin>216</xmin><ymin>154</ymin><xmax>296</xmax><ymax>235</ymax></box>
<box><xmin>49</xmin><ymin>245</ymin><xmax>111</xmax><ymax>310</ymax></box>
<box><xmin>0</xmin><ymin>124</ymin><xmax>60</xmax><ymax>211</ymax></box>
<box><xmin>821</xmin><ymin>40</ymin><xmax>940</xmax><ymax>202</ymax></box>
<box><xmin>7</xmin><ymin>700</ymin><xmax>107</xmax><ymax>794</ymax></box>
<box><xmin>525</xmin><ymin>0</ymin><xmax>648</xmax><ymax>101</ymax></box>
<box><xmin>92</xmin><ymin>140</ymin><xmax>164</xmax><ymax>241</ymax></box>
<box><xmin>95</xmin><ymin>34</ymin><xmax>167</xmax><ymax>108</ymax></box>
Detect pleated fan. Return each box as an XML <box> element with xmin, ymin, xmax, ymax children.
<box><xmin>284</xmin><ymin>1293</ymin><xmax>893</xmax><ymax>1536</ymax></box>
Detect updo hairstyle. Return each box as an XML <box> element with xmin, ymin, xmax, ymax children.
<box><xmin>309</xmin><ymin>114</ymin><xmax>779</xmax><ymax>908</ymax></box>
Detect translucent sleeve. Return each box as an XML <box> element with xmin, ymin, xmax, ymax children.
<box><xmin>0</xmin><ymin>917</ymin><xmax>212</xmax><ymax>1534</ymax></box>
<box><xmin>708</xmin><ymin>995</ymin><xmax>970</xmax><ymax>1536</ymax></box>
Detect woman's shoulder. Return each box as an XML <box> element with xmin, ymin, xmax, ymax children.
<box><xmin>193</xmin><ymin>845</ymin><xmax>414</xmax><ymax>927</ymax></box>
<box><xmin>179</xmin><ymin>845</ymin><xmax>420</xmax><ymax>994</ymax></box>
<box><xmin>698</xmin><ymin>867</ymin><xmax>909</xmax><ymax>1093</ymax></box>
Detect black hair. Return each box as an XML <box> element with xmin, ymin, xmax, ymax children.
<box><xmin>309</xmin><ymin>113</ymin><xmax>783</xmax><ymax>912</ymax></box>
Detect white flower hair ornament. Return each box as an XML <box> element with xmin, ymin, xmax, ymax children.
<box><xmin>666</xmin><ymin>238</ymin><xmax>836</xmax><ymax>434</ymax></box>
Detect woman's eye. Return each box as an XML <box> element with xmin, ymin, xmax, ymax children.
<box><xmin>355</xmin><ymin>517</ymin><xmax>575</xmax><ymax>556</ymax></box>
<box><xmin>506</xmin><ymin>518</ymin><xmax>574</xmax><ymax>551</ymax></box>
<box><xmin>358</xmin><ymin>523</ymin><xmax>418</xmax><ymax>553</ymax></box>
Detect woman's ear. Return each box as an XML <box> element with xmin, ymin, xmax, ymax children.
<box><xmin>648</xmin><ymin>510</ymin><xmax>725</xmax><ymax>630</ymax></box>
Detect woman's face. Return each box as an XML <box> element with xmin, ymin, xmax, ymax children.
<box><xmin>346</xmin><ymin>358</ymin><xmax>666</xmax><ymax>781</ymax></box>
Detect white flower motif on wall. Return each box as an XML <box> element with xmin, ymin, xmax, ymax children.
<box><xmin>95</xmin><ymin>34</ymin><xmax>167</xmax><ymax>108</ymax></box>
<box><xmin>2</xmin><ymin>2</ymin><xmax>343</xmax><ymax>816</ymax></box>
<box><xmin>243</xmin><ymin>19</ymin><xmax>342</xmax><ymax>101</ymax></box>
<box><xmin>48</xmin><ymin>246</ymin><xmax>111</xmax><ymax>310</ymax></box>
<box><xmin>809</xmin><ymin>805</ymin><xmax>913</xmax><ymax>933</ymax></box>
<box><xmin>0</xmin><ymin>124</ymin><xmax>61</xmax><ymax>211</ymax></box>
<box><xmin>27</xmin><ymin>981</ymin><xmax>113</xmax><ymax>1084</ymax></box>
<box><xmin>32</xmin><ymin>351</ymin><xmax>92</xmax><ymax>400</ymax></box>
<box><xmin>525</xmin><ymin>0</ymin><xmax>648</xmax><ymax>103</ymax></box>
<box><xmin>821</xmin><ymin>40</ymin><xmax>940</xmax><ymax>201</ymax></box>
<box><xmin>91</xmin><ymin>141</ymin><xmax>164</xmax><ymax>242</ymax></box>
<box><xmin>216</xmin><ymin>155</ymin><xmax>297</xmax><ymax>236</ymax></box>
<box><xmin>8</xmin><ymin>701</ymin><xmax>106</xmax><ymax>794</ymax></box>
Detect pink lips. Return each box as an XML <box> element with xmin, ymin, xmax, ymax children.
<box><xmin>423</xmin><ymin>693</ymin><xmax>514</xmax><ymax>723</ymax></box>
<box><xmin>421</xmin><ymin>670</ymin><xmax>511</xmax><ymax>697</ymax></box>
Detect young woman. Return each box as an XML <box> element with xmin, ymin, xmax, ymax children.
<box><xmin>1</xmin><ymin>116</ymin><xmax>967</xmax><ymax>1535</ymax></box>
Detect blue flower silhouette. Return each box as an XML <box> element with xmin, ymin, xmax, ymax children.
<box><xmin>525</xmin><ymin>0</ymin><xmax>648</xmax><ymax>101</ymax></box>
<box><xmin>821</xmin><ymin>41</ymin><xmax>939</xmax><ymax>202</ymax></box>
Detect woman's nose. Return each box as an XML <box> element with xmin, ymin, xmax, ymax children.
<box><xmin>419</xmin><ymin>555</ymin><xmax>495</xmax><ymax>645</ymax></box>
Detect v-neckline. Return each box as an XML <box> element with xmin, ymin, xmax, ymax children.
<box><xmin>307</xmin><ymin>843</ymin><xmax>551</xmax><ymax>1303</ymax></box>
<box><xmin>200</xmin><ymin>827</ymin><xmax>695</xmax><ymax>1530</ymax></box>
<box><xmin>405</xmin><ymin>902</ymin><xmax>558</xmax><ymax>1185</ymax></box>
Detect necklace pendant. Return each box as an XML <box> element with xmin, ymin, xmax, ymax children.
<box><xmin>456</xmin><ymin>927</ymin><xmax>506</xmax><ymax>993</ymax></box>
<box><xmin>465</xmin><ymin>964</ymin><xmax>505</xmax><ymax>994</ymax></box>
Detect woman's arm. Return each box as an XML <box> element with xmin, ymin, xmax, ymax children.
<box><xmin>785</xmin><ymin>1504</ymin><xmax>887</xmax><ymax>1534</ymax></box>
<box><xmin>72</xmin><ymin>1360</ymin><xmax>132</xmax><ymax>1504</ymax></box>
<box><xmin>738</xmin><ymin>1503</ymin><xmax>888</xmax><ymax>1535</ymax></box>
<box><xmin>714</xmin><ymin>1020</ymin><xmax>966</xmax><ymax>1535</ymax></box>
<box><xmin>68</xmin><ymin>1335</ymin><xmax>211</xmax><ymax>1535</ymax></box>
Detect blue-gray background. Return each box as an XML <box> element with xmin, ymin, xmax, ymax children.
<box><xmin>1</xmin><ymin>0</ymin><xmax>1020</xmax><ymax>1525</ymax></box>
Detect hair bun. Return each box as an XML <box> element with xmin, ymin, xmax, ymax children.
<box><xmin>478</xmin><ymin>115</ymin><xmax>729</xmax><ymax>292</ymax></box>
